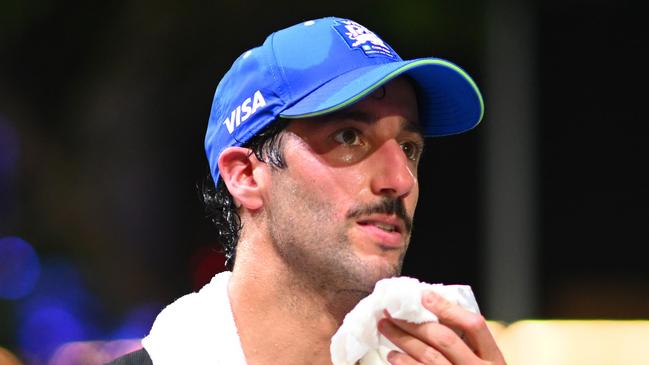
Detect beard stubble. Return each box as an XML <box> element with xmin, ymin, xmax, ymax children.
<box><xmin>265</xmin><ymin>172</ymin><xmax>410</xmax><ymax>299</ymax></box>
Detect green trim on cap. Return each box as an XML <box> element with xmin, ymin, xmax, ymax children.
<box><xmin>280</xmin><ymin>58</ymin><xmax>484</xmax><ymax>121</ymax></box>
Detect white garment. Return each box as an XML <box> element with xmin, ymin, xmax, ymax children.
<box><xmin>142</xmin><ymin>271</ymin><xmax>248</xmax><ymax>365</ymax></box>
<box><xmin>330</xmin><ymin>276</ymin><xmax>480</xmax><ymax>365</ymax></box>
<box><xmin>142</xmin><ymin>272</ymin><xmax>478</xmax><ymax>365</ymax></box>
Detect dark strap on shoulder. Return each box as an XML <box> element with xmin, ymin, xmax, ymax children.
<box><xmin>105</xmin><ymin>348</ymin><xmax>153</xmax><ymax>365</ymax></box>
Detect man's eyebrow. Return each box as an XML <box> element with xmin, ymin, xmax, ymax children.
<box><xmin>402</xmin><ymin>119</ymin><xmax>424</xmax><ymax>137</ymax></box>
<box><xmin>327</xmin><ymin>109</ymin><xmax>424</xmax><ymax>137</ymax></box>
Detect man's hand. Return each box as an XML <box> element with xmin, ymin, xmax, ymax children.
<box><xmin>377</xmin><ymin>291</ymin><xmax>506</xmax><ymax>365</ymax></box>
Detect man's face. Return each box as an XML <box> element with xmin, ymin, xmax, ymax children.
<box><xmin>263</xmin><ymin>77</ymin><xmax>423</xmax><ymax>295</ymax></box>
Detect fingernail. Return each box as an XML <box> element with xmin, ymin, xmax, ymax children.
<box><xmin>387</xmin><ymin>350</ymin><xmax>397</xmax><ymax>361</ymax></box>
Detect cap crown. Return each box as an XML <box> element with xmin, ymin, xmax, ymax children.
<box><xmin>205</xmin><ymin>18</ymin><xmax>401</xmax><ymax>174</ymax></box>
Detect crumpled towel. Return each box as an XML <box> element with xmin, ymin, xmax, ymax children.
<box><xmin>330</xmin><ymin>276</ymin><xmax>480</xmax><ymax>365</ymax></box>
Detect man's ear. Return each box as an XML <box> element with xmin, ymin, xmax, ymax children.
<box><xmin>218</xmin><ymin>147</ymin><xmax>265</xmax><ymax>210</ymax></box>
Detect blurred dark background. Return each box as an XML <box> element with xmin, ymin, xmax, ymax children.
<box><xmin>1</xmin><ymin>0</ymin><xmax>647</xmax><ymax>363</ymax></box>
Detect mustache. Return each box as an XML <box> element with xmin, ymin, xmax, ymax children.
<box><xmin>346</xmin><ymin>198</ymin><xmax>413</xmax><ymax>234</ymax></box>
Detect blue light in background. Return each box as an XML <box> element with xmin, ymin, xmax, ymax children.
<box><xmin>10</xmin><ymin>253</ymin><xmax>164</xmax><ymax>363</ymax></box>
<box><xmin>16</xmin><ymin>258</ymin><xmax>99</xmax><ymax>363</ymax></box>
<box><xmin>111</xmin><ymin>302</ymin><xmax>162</xmax><ymax>340</ymax></box>
<box><xmin>0</xmin><ymin>236</ymin><xmax>41</xmax><ymax>300</ymax></box>
<box><xmin>18</xmin><ymin>304</ymin><xmax>86</xmax><ymax>364</ymax></box>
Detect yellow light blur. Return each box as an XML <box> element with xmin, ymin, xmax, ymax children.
<box><xmin>493</xmin><ymin>320</ymin><xmax>649</xmax><ymax>365</ymax></box>
<box><xmin>0</xmin><ymin>347</ymin><xmax>23</xmax><ymax>365</ymax></box>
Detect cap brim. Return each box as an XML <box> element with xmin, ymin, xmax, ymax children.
<box><xmin>280</xmin><ymin>58</ymin><xmax>484</xmax><ymax>137</ymax></box>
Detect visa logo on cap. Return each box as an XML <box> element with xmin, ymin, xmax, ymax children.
<box><xmin>223</xmin><ymin>90</ymin><xmax>267</xmax><ymax>134</ymax></box>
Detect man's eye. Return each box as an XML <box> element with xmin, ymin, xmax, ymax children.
<box><xmin>401</xmin><ymin>141</ymin><xmax>421</xmax><ymax>161</ymax></box>
<box><xmin>333</xmin><ymin>129</ymin><xmax>362</xmax><ymax>146</ymax></box>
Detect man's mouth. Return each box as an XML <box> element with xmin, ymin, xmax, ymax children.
<box><xmin>358</xmin><ymin>220</ymin><xmax>400</xmax><ymax>233</ymax></box>
<box><xmin>346</xmin><ymin>197</ymin><xmax>412</xmax><ymax>235</ymax></box>
<box><xmin>356</xmin><ymin>218</ymin><xmax>405</xmax><ymax>248</ymax></box>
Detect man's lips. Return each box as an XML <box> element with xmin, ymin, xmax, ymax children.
<box><xmin>356</xmin><ymin>215</ymin><xmax>406</xmax><ymax>248</ymax></box>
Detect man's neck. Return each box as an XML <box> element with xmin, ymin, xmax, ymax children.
<box><xmin>227</xmin><ymin>238</ymin><xmax>363</xmax><ymax>365</ymax></box>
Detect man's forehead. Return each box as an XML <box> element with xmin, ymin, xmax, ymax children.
<box><xmin>323</xmin><ymin>108</ymin><xmax>423</xmax><ymax>136</ymax></box>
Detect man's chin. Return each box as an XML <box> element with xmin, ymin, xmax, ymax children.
<box><xmin>351</xmin><ymin>254</ymin><xmax>402</xmax><ymax>291</ymax></box>
<box><xmin>362</xmin><ymin>248</ymin><xmax>404</xmax><ymax>272</ymax></box>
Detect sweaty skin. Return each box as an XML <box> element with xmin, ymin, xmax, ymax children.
<box><xmin>218</xmin><ymin>76</ymin><xmax>505</xmax><ymax>365</ymax></box>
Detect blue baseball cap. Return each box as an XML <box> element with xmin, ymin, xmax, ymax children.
<box><xmin>205</xmin><ymin>16</ymin><xmax>484</xmax><ymax>182</ymax></box>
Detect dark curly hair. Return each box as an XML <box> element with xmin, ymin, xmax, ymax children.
<box><xmin>201</xmin><ymin>119</ymin><xmax>289</xmax><ymax>269</ymax></box>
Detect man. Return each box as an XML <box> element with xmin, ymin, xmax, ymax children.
<box><xmin>109</xmin><ymin>16</ymin><xmax>505</xmax><ymax>365</ymax></box>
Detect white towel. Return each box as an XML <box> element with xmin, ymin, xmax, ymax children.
<box><xmin>142</xmin><ymin>271</ymin><xmax>248</xmax><ymax>365</ymax></box>
<box><xmin>330</xmin><ymin>276</ymin><xmax>480</xmax><ymax>365</ymax></box>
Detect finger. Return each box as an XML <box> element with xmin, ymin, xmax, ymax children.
<box><xmin>387</xmin><ymin>317</ymin><xmax>476</xmax><ymax>364</ymax></box>
<box><xmin>422</xmin><ymin>291</ymin><xmax>504</xmax><ymax>361</ymax></box>
<box><xmin>386</xmin><ymin>350</ymin><xmax>423</xmax><ymax>365</ymax></box>
<box><xmin>379</xmin><ymin>319</ymin><xmax>452</xmax><ymax>365</ymax></box>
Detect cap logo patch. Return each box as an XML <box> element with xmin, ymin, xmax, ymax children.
<box><xmin>223</xmin><ymin>90</ymin><xmax>266</xmax><ymax>134</ymax></box>
<box><xmin>333</xmin><ymin>19</ymin><xmax>396</xmax><ymax>59</ymax></box>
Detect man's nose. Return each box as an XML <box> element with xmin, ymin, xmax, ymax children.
<box><xmin>369</xmin><ymin>140</ymin><xmax>417</xmax><ymax>198</ymax></box>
